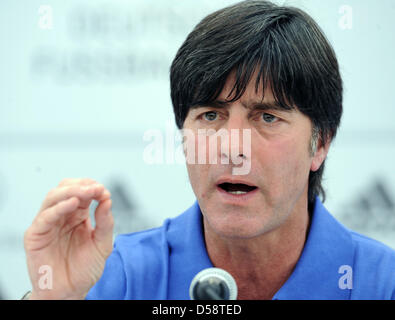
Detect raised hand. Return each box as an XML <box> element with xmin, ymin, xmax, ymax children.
<box><xmin>24</xmin><ymin>178</ymin><xmax>114</xmax><ymax>300</ymax></box>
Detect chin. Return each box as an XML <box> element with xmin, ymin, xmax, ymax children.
<box><xmin>204</xmin><ymin>212</ymin><xmax>273</xmax><ymax>240</ymax></box>
<box><xmin>218</xmin><ymin>228</ymin><xmax>263</xmax><ymax>240</ymax></box>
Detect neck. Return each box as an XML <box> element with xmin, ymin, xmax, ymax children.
<box><xmin>203</xmin><ymin>195</ymin><xmax>310</xmax><ymax>300</ymax></box>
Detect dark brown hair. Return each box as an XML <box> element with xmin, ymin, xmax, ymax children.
<box><xmin>170</xmin><ymin>0</ymin><xmax>343</xmax><ymax>206</ymax></box>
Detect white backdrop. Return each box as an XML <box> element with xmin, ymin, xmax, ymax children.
<box><xmin>0</xmin><ymin>0</ymin><xmax>394</xmax><ymax>299</ymax></box>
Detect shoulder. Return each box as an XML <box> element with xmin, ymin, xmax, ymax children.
<box><xmin>87</xmin><ymin>204</ymin><xmax>198</xmax><ymax>300</ymax></box>
<box><xmin>350</xmin><ymin>230</ymin><xmax>395</xmax><ymax>257</ymax></box>
<box><xmin>113</xmin><ymin>204</ymin><xmax>196</xmax><ymax>262</ymax></box>
<box><xmin>114</xmin><ymin>220</ymin><xmax>174</xmax><ymax>298</ymax></box>
<box><xmin>112</xmin><ymin>203</ymin><xmax>199</xmax><ymax>274</ymax></box>
<box><xmin>86</xmin><ymin>223</ymin><xmax>171</xmax><ymax>300</ymax></box>
<box><xmin>310</xmin><ymin>198</ymin><xmax>395</xmax><ymax>299</ymax></box>
<box><xmin>112</xmin><ymin>221</ymin><xmax>171</xmax><ymax>273</ymax></box>
<box><xmin>114</xmin><ymin>221</ymin><xmax>171</xmax><ymax>258</ymax></box>
<box><xmin>349</xmin><ymin>229</ymin><xmax>395</xmax><ymax>269</ymax></box>
<box><xmin>350</xmin><ymin>229</ymin><xmax>395</xmax><ymax>267</ymax></box>
<box><xmin>348</xmin><ymin>229</ymin><xmax>395</xmax><ymax>299</ymax></box>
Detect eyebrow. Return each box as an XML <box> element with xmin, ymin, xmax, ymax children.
<box><xmin>191</xmin><ymin>100</ymin><xmax>294</xmax><ymax>112</ymax></box>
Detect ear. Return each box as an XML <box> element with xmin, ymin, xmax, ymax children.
<box><xmin>310</xmin><ymin>138</ymin><xmax>331</xmax><ymax>172</ymax></box>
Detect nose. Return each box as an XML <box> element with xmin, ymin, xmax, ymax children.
<box><xmin>218</xmin><ymin>112</ymin><xmax>251</xmax><ymax>165</ymax></box>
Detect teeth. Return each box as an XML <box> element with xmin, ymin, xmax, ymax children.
<box><xmin>228</xmin><ymin>191</ymin><xmax>247</xmax><ymax>195</ymax></box>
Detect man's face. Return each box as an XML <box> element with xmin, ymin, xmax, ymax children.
<box><xmin>183</xmin><ymin>71</ymin><xmax>326</xmax><ymax>239</ymax></box>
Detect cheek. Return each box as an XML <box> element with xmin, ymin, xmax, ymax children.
<box><xmin>183</xmin><ymin>130</ymin><xmax>211</xmax><ymax>165</ymax></box>
<box><xmin>183</xmin><ymin>127</ymin><xmax>215</xmax><ymax>200</ymax></box>
<box><xmin>255</xmin><ymin>137</ymin><xmax>311</xmax><ymax>194</ymax></box>
<box><xmin>186</xmin><ymin>162</ymin><xmax>212</xmax><ymax>200</ymax></box>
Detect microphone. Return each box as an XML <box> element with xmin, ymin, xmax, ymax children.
<box><xmin>189</xmin><ymin>267</ymin><xmax>238</xmax><ymax>300</ymax></box>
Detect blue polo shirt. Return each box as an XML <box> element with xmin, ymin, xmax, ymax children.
<box><xmin>86</xmin><ymin>198</ymin><xmax>395</xmax><ymax>300</ymax></box>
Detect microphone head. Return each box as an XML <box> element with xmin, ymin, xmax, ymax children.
<box><xmin>189</xmin><ymin>267</ymin><xmax>238</xmax><ymax>300</ymax></box>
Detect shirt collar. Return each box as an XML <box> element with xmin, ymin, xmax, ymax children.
<box><xmin>273</xmin><ymin>198</ymin><xmax>354</xmax><ymax>299</ymax></box>
<box><xmin>166</xmin><ymin>201</ymin><xmax>213</xmax><ymax>299</ymax></box>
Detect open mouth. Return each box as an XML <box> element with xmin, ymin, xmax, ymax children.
<box><xmin>217</xmin><ymin>183</ymin><xmax>258</xmax><ymax>195</ymax></box>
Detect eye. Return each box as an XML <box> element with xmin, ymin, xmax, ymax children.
<box><xmin>261</xmin><ymin>113</ymin><xmax>278</xmax><ymax>124</ymax></box>
<box><xmin>203</xmin><ymin>111</ymin><xmax>218</xmax><ymax>121</ymax></box>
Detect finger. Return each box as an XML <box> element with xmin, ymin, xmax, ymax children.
<box><xmin>40</xmin><ymin>184</ymin><xmax>110</xmax><ymax>212</ymax></box>
<box><xmin>34</xmin><ymin>197</ymin><xmax>81</xmax><ymax>235</ymax></box>
<box><xmin>77</xmin><ymin>188</ymin><xmax>111</xmax><ymax>210</ymax></box>
<box><xmin>59</xmin><ymin>208</ymin><xmax>93</xmax><ymax>237</ymax></box>
<box><xmin>57</xmin><ymin>178</ymin><xmax>98</xmax><ymax>188</ymax></box>
<box><xmin>93</xmin><ymin>199</ymin><xmax>114</xmax><ymax>253</ymax></box>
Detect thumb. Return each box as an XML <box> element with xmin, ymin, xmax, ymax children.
<box><xmin>93</xmin><ymin>199</ymin><xmax>114</xmax><ymax>253</ymax></box>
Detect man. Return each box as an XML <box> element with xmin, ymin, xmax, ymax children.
<box><xmin>23</xmin><ymin>0</ymin><xmax>395</xmax><ymax>300</ymax></box>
